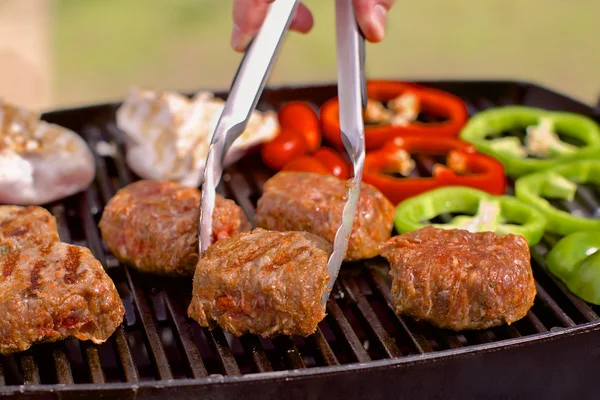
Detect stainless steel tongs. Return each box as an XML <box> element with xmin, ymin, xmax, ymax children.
<box><xmin>199</xmin><ymin>0</ymin><xmax>367</xmax><ymax>307</ymax></box>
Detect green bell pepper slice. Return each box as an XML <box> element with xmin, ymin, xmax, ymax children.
<box><xmin>394</xmin><ymin>186</ymin><xmax>547</xmax><ymax>246</ymax></box>
<box><xmin>459</xmin><ymin>106</ymin><xmax>600</xmax><ymax>177</ymax></box>
<box><xmin>546</xmin><ymin>230</ymin><xmax>600</xmax><ymax>305</ymax></box>
<box><xmin>515</xmin><ymin>159</ymin><xmax>600</xmax><ymax>236</ymax></box>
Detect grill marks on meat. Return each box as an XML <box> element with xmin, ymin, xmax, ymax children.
<box><xmin>63</xmin><ymin>245</ymin><xmax>83</xmax><ymax>284</ymax></box>
<box><xmin>380</xmin><ymin>226</ymin><xmax>536</xmax><ymax>331</ymax></box>
<box><xmin>0</xmin><ymin>242</ymin><xmax>125</xmax><ymax>354</ymax></box>
<box><xmin>0</xmin><ymin>205</ymin><xmax>124</xmax><ymax>355</ymax></box>
<box><xmin>2</xmin><ymin>251</ymin><xmax>20</xmax><ymax>277</ymax></box>
<box><xmin>29</xmin><ymin>259</ymin><xmax>46</xmax><ymax>292</ymax></box>
<box><xmin>188</xmin><ymin>228</ymin><xmax>332</xmax><ymax>338</ymax></box>
<box><xmin>99</xmin><ymin>180</ymin><xmax>251</xmax><ymax>276</ymax></box>
<box><xmin>255</xmin><ymin>172</ymin><xmax>395</xmax><ymax>262</ymax></box>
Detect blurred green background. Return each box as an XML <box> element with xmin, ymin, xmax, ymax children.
<box><xmin>54</xmin><ymin>0</ymin><xmax>600</xmax><ymax>108</ymax></box>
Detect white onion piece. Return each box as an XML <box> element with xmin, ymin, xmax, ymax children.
<box><xmin>0</xmin><ymin>101</ymin><xmax>95</xmax><ymax>205</ymax></box>
<box><xmin>116</xmin><ymin>87</ymin><xmax>280</xmax><ymax>187</ymax></box>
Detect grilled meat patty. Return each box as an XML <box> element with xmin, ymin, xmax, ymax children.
<box><xmin>188</xmin><ymin>228</ymin><xmax>332</xmax><ymax>338</ymax></box>
<box><xmin>0</xmin><ymin>206</ymin><xmax>59</xmax><ymax>252</ymax></box>
<box><xmin>0</xmin><ymin>205</ymin><xmax>124</xmax><ymax>354</ymax></box>
<box><xmin>380</xmin><ymin>226</ymin><xmax>536</xmax><ymax>331</ymax></box>
<box><xmin>255</xmin><ymin>171</ymin><xmax>395</xmax><ymax>261</ymax></box>
<box><xmin>0</xmin><ymin>242</ymin><xmax>125</xmax><ymax>355</ymax></box>
<box><xmin>99</xmin><ymin>180</ymin><xmax>251</xmax><ymax>276</ymax></box>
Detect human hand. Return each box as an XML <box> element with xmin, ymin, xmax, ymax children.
<box><xmin>231</xmin><ymin>0</ymin><xmax>396</xmax><ymax>52</ymax></box>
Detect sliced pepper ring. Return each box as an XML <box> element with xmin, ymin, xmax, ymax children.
<box><xmin>546</xmin><ymin>230</ymin><xmax>600</xmax><ymax>305</ymax></box>
<box><xmin>515</xmin><ymin>159</ymin><xmax>600</xmax><ymax>236</ymax></box>
<box><xmin>363</xmin><ymin>137</ymin><xmax>506</xmax><ymax>204</ymax></box>
<box><xmin>460</xmin><ymin>106</ymin><xmax>600</xmax><ymax>177</ymax></box>
<box><xmin>394</xmin><ymin>186</ymin><xmax>547</xmax><ymax>246</ymax></box>
<box><xmin>320</xmin><ymin>80</ymin><xmax>469</xmax><ymax>150</ymax></box>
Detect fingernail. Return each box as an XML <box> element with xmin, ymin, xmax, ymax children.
<box><xmin>371</xmin><ymin>4</ymin><xmax>387</xmax><ymax>42</ymax></box>
<box><xmin>231</xmin><ymin>25</ymin><xmax>252</xmax><ymax>52</ymax></box>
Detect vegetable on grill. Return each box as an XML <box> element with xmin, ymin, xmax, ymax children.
<box><xmin>320</xmin><ymin>80</ymin><xmax>469</xmax><ymax>150</ymax></box>
<box><xmin>277</xmin><ymin>101</ymin><xmax>321</xmax><ymax>152</ymax></box>
<box><xmin>514</xmin><ymin>159</ymin><xmax>600</xmax><ymax>236</ymax></box>
<box><xmin>362</xmin><ymin>136</ymin><xmax>506</xmax><ymax>204</ymax></box>
<box><xmin>393</xmin><ymin>186</ymin><xmax>547</xmax><ymax>246</ymax></box>
<box><xmin>546</xmin><ymin>230</ymin><xmax>600</xmax><ymax>305</ymax></box>
<box><xmin>261</xmin><ymin>101</ymin><xmax>322</xmax><ymax>170</ymax></box>
<box><xmin>459</xmin><ymin>106</ymin><xmax>600</xmax><ymax>177</ymax></box>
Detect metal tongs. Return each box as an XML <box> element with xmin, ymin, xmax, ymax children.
<box><xmin>199</xmin><ymin>0</ymin><xmax>366</xmax><ymax>307</ymax></box>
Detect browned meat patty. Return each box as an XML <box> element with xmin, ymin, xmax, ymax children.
<box><xmin>99</xmin><ymin>180</ymin><xmax>251</xmax><ymax>276</ymax></box>
<box><xmin>188</xmin><ymin>228</ymin><xmax>332</xmax><ymax>337</ymax></box>
<box><xmin>0</xmin><ymin>242</ymin><xmax>125</xmax><ymax>354</ymax></box>
<box><xmin>0</xmin><ymin>206</ymin><xmax>59</xmax><ymax>252</ymax></box>
<box><xmin>379</xmin><ymin>226</ymin><xmax>536</xmax><ymax>331</ymax></box>
<box><xmin>255</xmin><ymin>171</ymin><xmax>395</xmax><ymax>261</ymax></box>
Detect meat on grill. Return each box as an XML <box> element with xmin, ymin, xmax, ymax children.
<box><xmin>0</xmin><ymin>100</ymin><xmax>95</xmax><ymax>205</ymax></box>
<box><xmin>379</xmin><ymin>226</ymin><xmax>536</xmax><ymax>331</ymax></box>
<box><xmin>255</xmin><ymin>171</ymin><xmax>395</xmax><ymax>262</ymax></box>
<box><xmin>0</xmin><ymin>206</ymin><xmax>59</xmax><ymax>252</ymax></box>
<box><xmin>188</xmin><ymin>228</ymin><xmax>332</xmax><ymax>338</ymax></box>
<box><xmin>99</xmin><ymin>180</ymin><xmax>251</xmax><ymax>276</ymax></box>
<box><xmin>0</xmin><ymin>205</ymin><xmax>124</xmax><ymax>355</ymax></box>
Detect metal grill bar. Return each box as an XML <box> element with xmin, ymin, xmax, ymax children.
<box><xmin>82</xmin><ymin>343</ymin><xmax>105</xmax><ymax>383</ymax></box>
<box><xmin>163</xmin><ymin>290</ymin><xmax>208</xmax><ymax>378</ymax></box>
<box><xmin>306</xmin><ymin>329</ymin><xmax>340</xmax><ymax>366</ymax></box>
<box><xmin>204</xmin><ymin>328</ymin><xmax>242</xmax><ymax>376</ymax></box>
<box><xmin>124</xmin><ymin>268</ymin><xmax>174</xmax><ymax>380</ymax></box>
<box><xmin>272</xmin><ymin>337</ymin><xmax>306</xmax><ymax>369</ymax></box>
<box><xmin>342</xmin><ymin>279</ymin><xmax>402</xmax><ymax>358</ymax></box>
<box><xmin>326</xmin><ymin>300</ymin><xmax>371</xmax><ymax>363</ymax></box>
<box><xmin>534</xmin><ymin>283</ymin><xmax>576</xmax><ymax>328</ymax></box>
<box><xmin>437</xmin><ymin>332</ymin><xmax>464</xmax><ymax>349</ymax></box>
<box><xmin>239</xmin><ymin>336</ymin><xmax>273</xmax><ymax>373</ymax></box>
<box><xmin>365</xmin><ymin>262</ymin><xmax>434</xmax><ymax>353</ymax></box>
<box><xmin>20</xmin><ymin>356</ymin><xmax>39</xmax><ymax>385</ymax></box>
<box><xmin>53</xmin><ymin>346</ymin><xmax>74</xmax><ymax>384</ymax></box>
<box><xmin>526</xmin><ymin>311</ymin><xmax>548</xmax><ymax>333</ymax></box>
<box><xmin>114</xmin><ymin>326</ymin><xmax>139</xmax><ymax>383</ymax></box>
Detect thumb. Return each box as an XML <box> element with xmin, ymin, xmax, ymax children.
<box><xmin>353</xmin><ymin>0</ymin><xmax>396</xmax><ymax>43</ymax></box>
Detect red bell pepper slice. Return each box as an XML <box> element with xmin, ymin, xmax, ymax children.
<box><xmin>320</xmin><ymin>80</ymin><xmax>469</xmax><ymax>150</ymax></box>
<box><xmin>363</xmin><ymin>136</ymin><xmax>507</xmax><ymax>204</ymax></box>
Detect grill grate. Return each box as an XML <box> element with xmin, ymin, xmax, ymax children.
<box><xmin>1</xmin><ymin>81</ymin><xmax>600</xmax><ymax>399</ymax></box>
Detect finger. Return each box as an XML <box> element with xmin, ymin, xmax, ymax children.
<box><xmin>232</xmin><ymin>1</ymin><xmax>313</xmax><ymax>53</ymax></box>
<box><xmin>289</xmin><ymin>3</ymin><xmax>314</xmax><ymax>34</ymax></box>
<box><xmin>353</xmin><ymin>0</ymin><xmax>396</xmax><ymax>43</ymax></box>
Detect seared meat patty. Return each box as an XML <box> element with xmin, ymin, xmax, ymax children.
<box><xmin>0</xmin><ymin>242</ymin><xmax>125</xmax><ymax>355</ymax></box>
<box><xmin>99</xmin><ymin>180</ymin><xmax>251</xmax><ymax>276</ymax></box>
<box><xmin>380</xmin><ymin>226</ymin><xmax>536</xmax><ymax>331</ymax></box>
<box><xmin>188</xmin><ymin>228</ymin><xmax>332</xmax><ymax>337</ymax></box>
<box><xmin>0</xmin><ymin>205</ymin><xmax>59</xmax><ymax>252</ymax></box>
<box><xmin>255</xmin><ymin>171</ymin><xmax>395</xmax><ymax>261</ymax></box>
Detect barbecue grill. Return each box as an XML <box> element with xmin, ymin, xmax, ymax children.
<box><xmin>2</xmin><ymin>80</ymin><xmax>600</xmax><ymax>400</ymax></box>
